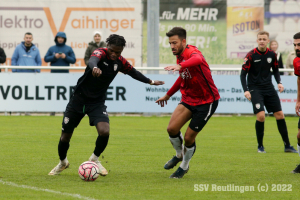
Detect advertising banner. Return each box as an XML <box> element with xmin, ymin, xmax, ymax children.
<box><xmin>151</xmin><ymin>0</ymin><xmax>228</xmax><ymax>65</ymax></box>
<box><xmin>0</xmin><ymin>73</ymin><xmax>297</xmax><ymax>115</ymax></box>
<box><xmin>0</xmin><ymin>0</ymin><xmax>142</xmax><ymax>68</ymax></box>
<box><xmin>226</xmin><ymin>0</ymin><xmax>264</xmax><ymax>58</ymax></box>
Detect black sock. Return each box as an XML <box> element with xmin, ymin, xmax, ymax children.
<box><xmin>94</xmin><ymin>135</ymin><xmax>109</xmax><ymax>157</ymax></box>
<box><xmin>58</xmin><ymin>139</ymin><xmax>70</xmax><ymax>161</ymax></box>
<box><xmin>256</xmin><ymin>120</ymin><xmax>264</xmax><ymax>147</ymax></box>
<box><xmin>276</xmin><ymin>119</ymin><xmax>290</xmax><ymax>147</ymax></box>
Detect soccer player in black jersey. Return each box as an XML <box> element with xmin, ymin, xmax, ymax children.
<box><xmin>240</xmin><ymin>31</ymin><xmax>297</xmax><ymax>153</ymax></box>
<box><xmin>49</xmin><ymin>34</ymin><xmax>164</xmax><ymax>176</ymax></box>
<box><xmin>291</xmin><ymin>32</ymin><xmax>300</xmax><ymax>173</ymax></box>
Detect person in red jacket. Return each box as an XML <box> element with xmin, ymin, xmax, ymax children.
<box><xmin>156</xmin><ymin>27</ymin><xmax>220</xmax><ymax>179</ymax></box>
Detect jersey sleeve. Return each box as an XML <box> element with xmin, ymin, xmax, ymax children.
<box><xmin>90</xmin><ymin>48</ymin><xmax>106</xmax><ymax>60</ymax></box>
<box><xmin>180</xmin><ymin>52</ymin><xmax>202</xmax><ymax>68</ymax></box>
<box><xmin>241</xmin><ymin>52</ymin><xmax>253</xmax><ymax>73</ymax></box>
<box><xmin>293</xmin><ymin>57</ymin><xmax>300</xmax><ymax>76</ymax></box>
<box><xmin>240</xmin><ymin>52</ymin><xmax>253</xmax><ymax>92</ymax></box>
<box><xmin>167</xmin><ymin>76</ymin><xmax>182</xmax><ymax>97</ymax></box>
<box><xmin>119</xmin><ymin>56</ymin><xmax>133</xmax><ymax>74</ymax></box>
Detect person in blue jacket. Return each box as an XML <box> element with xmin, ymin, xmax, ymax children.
<box><xmin>11</xmin><ymin>32</ymin><xmax>41</xmax><ymax>72</ymax></box>
<box><xmin>44</xmin><ymin>32</ymin><xmax>76</xmax><ymax>73</ymax></box>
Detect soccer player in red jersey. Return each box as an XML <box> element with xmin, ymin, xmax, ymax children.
<box><xmin>241</xmin><ymin>31</ymin><xmax>297</xmax><ymax>154</ymax></box>
<box><xmin>292</xmin><ymin>32</ymin><xmax>300</xmax><ymax>173</ymax></box>
<box><xmin>156</xmin><ymin>27</ymin><xmax>220</xmax><ymax>178</ymax></box>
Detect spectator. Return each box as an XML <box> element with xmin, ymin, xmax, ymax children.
<box><xmin>286</xmin><ymin>50</ymin><xmax>296</xmax><ymax>75</ymax></box>
<box><xmin>44</xmin><ymin>32</ymin><xmax>76</xmax><ymax>73</ymax></box>
<box><xmin>0</xmin><ymin>47</ymin><xmax>6</xmax><ymax>72</ymax></box>
<box><xmin>84</xmin><ymin>31</ymin><xmax>106</xmax><ymax>66</ymax></box>
<box><xmin>11</xmin><ymin>32</ymin><xmax>41</xmax><ymax>72</ymax></box>
<box><xmin>270</xmin><ymin>40</ymin><xmax>284</xmax><ymax>75</ymax></box>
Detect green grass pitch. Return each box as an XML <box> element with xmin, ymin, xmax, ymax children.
<box><xmin>0</xmin><ymin>115</ymin><xmax>300</xmax><ymax>199</ymax></box>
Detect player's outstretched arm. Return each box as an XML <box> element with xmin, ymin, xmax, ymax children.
<box><xmin>149</xmin><ymin>80</ymin><xmax>165</xmax><ymax>86</ymax></box>
<box><xmin>127</xmin><ymin>68</ymin><xmax>165</xmax><ymax>85</ymax></box>
<box><xmin>164</xmin><ymin>64</ymin><xmax>181</xmax><ymax>72</ymax></box>
<box><xmin>155</xmin><ymin>94</ymin><xmax>170</xmax><ymax>107</ymax></box>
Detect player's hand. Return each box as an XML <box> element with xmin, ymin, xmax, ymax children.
<box><xmin>61</xmin><ymin>53</ymin><xmax>66</xmax><ymax>59</ymax></box>
<box><xmin>152</xmin><ymin>80</ymin><xmax>165</xmax><ymax>86</ymax></box>
<box><xmin>295</xmin><ymin>102</ymin><xmax>300</xmax><ymax>116</ymax></box>
<box><xmin>55</xmin><ymin>53</ymin><xmax>61</xmax><ymax>59</ymax></box>
<box><xmin>278</xmin><ymin>83</ymin><xmax>284</xmax><ymax>93</ymax></box>
<box><xmin>164</xmin><ymin>64</ymin><xmax>182</xmax><ymax>72</ymax></box>
<box><xmin>244</xmin><ymin>91</ymin><xmax>251</xmax><ymax>101</ymax></box>
<box><xmin>92</xmin><ymin>67</ymin><xmax>102</xmax><ymax>77</ymax></box>
<box><xmin>155</xmin><ymin>94</ymin><xmax>170</xmax><ymax>107</ymax></box>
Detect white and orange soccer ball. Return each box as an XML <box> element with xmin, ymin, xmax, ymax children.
<box><xmin>78</xmin><ymin>161</ymin><xmax>100</xmax><ymax>181</ymax></box>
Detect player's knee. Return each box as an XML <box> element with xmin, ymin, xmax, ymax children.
<box><xmin>167</xmin><ymin>126</ymin><xmax>178</xmax><ymax>136</ymax></box>
<box><xmin>274</xmin><ymin>111</ymin><xmax>284</xmax><ymax>120</ymax></box>
<box><xmin>97</xmin><ymin>127</ymin><xmax>110</xmax><ymax>137</ymax></box>
<box><xmin>256</xmin><ymin>113</ymin><xmax>265</xmax><ymax>122</ymax></box>
<box><xmin>184</xmin><ymin>135</ymin><xmax>194</xmax><ymax>146</ymax></box>
<box><xmin>60</xmin><ymin>132</ymin><xmax>72</xmax><ymax>142</ymax></box>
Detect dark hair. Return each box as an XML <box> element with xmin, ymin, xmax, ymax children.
<box><xmin>166</xmin><ymin>27</ymin><xmax>186</xmax><ymax>39</ymax></box>
<box><xmin>24</xmin><ymin>32</ymin><xmax>32</xmax><ymax>36</ymax></box>
<box><xmin>294</xmin><ymin>32</ymin><xmax>300</xmax><ymax>40</ymax></box>
<box><xmin>106</xmin><ymin>34</ymin><xmax>126</xmax><ymax>47</ymax></box>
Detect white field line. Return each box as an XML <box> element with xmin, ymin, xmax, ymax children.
<box><xmin>0</xmin><ymin>179</ymin><xmax>98</xmax><ymax>200</ymax></box>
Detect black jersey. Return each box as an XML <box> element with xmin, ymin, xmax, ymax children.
<box><xmin>240</xmin><ymin>48</ymin><xmax>281</xmax><ymax>92</ymax></box>
<box><xmin>73</xmin><ymin>48</ymin><xmax>149</xmax><ymax>103</ymax></box>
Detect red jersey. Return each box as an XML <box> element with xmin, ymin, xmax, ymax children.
<box><xmin>167</xmin><ymin>45</ymin><xmax>220</xmax><ymax>106</ymax></box>
<box><xmin>293</xmin><ymin>56</ymin><xmax>300</xmax><ymax>76</ymax></box>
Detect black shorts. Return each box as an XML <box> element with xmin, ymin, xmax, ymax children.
<box><xmin>180</xmin><ymin>100</ymin><xmax>218</xmax><ymax>132</ymax></box>
<box><xmin>298</xmin><ymin>118</ymin><xmax>300</xmax><ymax>129</ymax></box>
<box><xmin>249</xmin><ymin>86</ymin><xmax>281</xmax><ymax>114</ymax></box>
<box><xmin>62</xmin><ymin>94</ymin><xmax>109</xmax><ymax>133</ymax></box>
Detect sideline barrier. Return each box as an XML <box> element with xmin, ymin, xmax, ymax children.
<box><xmin>0</xmin><ymin>66</ymin><xmax>297</xmax><ymax>114</ymax></box>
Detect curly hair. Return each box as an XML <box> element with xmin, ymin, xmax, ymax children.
<box><xmin>106</xmin><ymin>34</ymin><xmax>126</xmax><ymax>47</ymax></box>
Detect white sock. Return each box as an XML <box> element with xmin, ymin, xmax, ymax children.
<box><xmin>180</xmin><ymin>144</ymin><xmax>196</xmax><ymax>170</ymax></box>
<box><xmin>89</xmin><ymin>153</ymin><xmax>99</xmax><ymax>161</ymax></box>
<box><xmin>169</xmin><ymin>132</ymin><xmax>183</xmax><ymax>158</ymax></box>
<box><xmin>298</xmin><ymin>144</ymin><xmax>300</xmax><ymax>157</ymax></box>
<box><xmin>60</xmin><ymin>157</ymin><xmax>68</xmax><ymax>165</ymax></box>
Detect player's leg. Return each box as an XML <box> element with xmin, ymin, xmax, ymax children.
<box><xmin>87</xmin><ymin>104</ymin><xmax>110</xmax><ymax>176</ymax></box>
<box><xmin>265</xmin><ymin>89</ymin><xmax>296</xmax><ymax>152</ymax></box>
<box><xmin>273</xmin><ymin>111</ymin><xmax>296</xmax><ymax>152</ymax></box>
<box><xmin>291</xmin><ymin>119</ymin><xmax>300</xmax><ymax>173</ymax></box>
<box><xmin>49</xmin><ymin>101</ymin><xmax>85</xmax><ymax>175</ymax></box>
<box><xmin>164</xmin><ymin>103</ymin><xmax>192</xmax><ymax>170</ymax></box>
<box><xmin>170</xmin><ymin>100</ymin><xmax>218</xmax><ymax>179</ymax></box>
<box><xmin>256</xmin><ymin>111</ymin><xmax>266</xmax><ymax>153</ymax></box>
<box><xmin>251</xmin><ymin>88</ymin><xmax>266</xmax><ymax>153</ymax></box>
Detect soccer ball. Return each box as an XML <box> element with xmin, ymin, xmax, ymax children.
<box><xmin>78</xmin><ymin>161</ymin><xmax>100</xmax><ymax>181</ymax></box>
